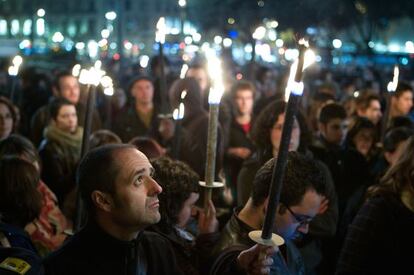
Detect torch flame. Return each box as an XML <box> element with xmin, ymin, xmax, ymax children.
<box><xmin>12</xmin><ymin>55</ymin><xmax>23</xmax><ymax>67</ymax></box>
<box><xmin>8</xmin><ymin>55</ymin><xmax>23</xmax><ymax>76</ymax></box>
<box><xmin>284</xmin><ymin>41</ymin><xmax>315</xmax><ymax>101</ymax></box>
<box><xmin>173</xmin><ymin>103</ymin><xmax>185</xmax><ymax>120</ymax></box>
<box><xmin>387</xmin><ymin>65</ymin><xmax>399</xmax><ymax>93</ymax></box>
<box><xmin>205</xmin><ymin>48</ymin><xmax>225</xmax><ymax>104</ymax></box>
<box><xmin>180</xmin><ymin>64</ymin><xmax>189</xmax><ymax>79</ymax></box>
<box><xmin>72</xmin><ymin>64</ymin><xmax>81</xmax><ymax>77</ymax></box>
<box><xmin>156</xmin><ymin>17</ymin><xmax>166</xmax><ymax>44</ymax></box>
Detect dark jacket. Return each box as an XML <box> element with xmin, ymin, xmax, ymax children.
<box><xmin>149</xmin><ymin>224</ymin><xmax>220</xmax><ymax>275</ymax></box>
<box><xmin>0</xmin><ymin>247</ymin><xmax>44</xmax><ymax>275</ymax></box>
<box><xmin>30</xmin><ymin>102</ymin><xmax>101</xmax><ymax>146</ymax></box>
<box><xmin>309</xmin><ymin>135</ymin><xmax>371</xmax><ymax>217</ymax></box>
<box><xmin>38</xmin><ymin>126</ymin><xmax>82</xmax><ymax>206</ymax></box>
<box><xmin>0</xmin><ymin>223</ymin><xmax>38</xmax><ymax>254</ymax></box>
<box><xmin>336</xmin><ymin>194</ymin><xmax>414</xmax><ymax>275</ymax></box>
<box><xmin>43</xmin><ymin>221</ymin><xmax>183</xmax><ymax>275</ymax></box>
<box><xmin>210</xmin><ymin>209</ymin><xmax>305</xmax><ymax>275</ymax></box>
<box><xmin>112</xmin><ymin>104</ymin><xmax>160</xmax><ymax>143</ymax></box>
<box><xmin>224</xmin><ymin>119</ymin><xmax>255</xmax><ymax>190</ymax></box>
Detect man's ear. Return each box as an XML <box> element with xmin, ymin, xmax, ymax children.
<box><xmin>91</xmin><ymin>190</ymin><xmax>114</xmax><ymax>212</ymax></box>
<box><xmin>356</xmin><ymin>108</ymin><xmax>364</xmax><ymax>117</ymax></box>
<box><xmin>384</xmin><ymin>151</ymin><xmax>393</xmax><ymax>164</ymax></box>
<box><xmin>318</xmin><ymin>122</ymin><xmax>326</xmax><ymax>135</ymax></box>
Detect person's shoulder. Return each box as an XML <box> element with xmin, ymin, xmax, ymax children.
<box><xmin>141</xmin><ymin>230</ymin><xmax>172</xmax><ymax>246</ymax></box>
<box><xmin>42</xmin><ymin>234</ymin><xmax>86</xmax><ymax>274</ymax></box>
<box><xmin>33</xmin><ymin>104</ymin><xmax>49</xmax><ymax>118</ymax></box>
<box><xmin>0</xmin><ymin>247</ymin><xmax>44</xmax><ymax>275</ymax></box>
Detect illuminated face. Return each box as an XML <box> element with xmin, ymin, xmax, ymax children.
<box><xmin>131</xmin><ymin>79</ymin><xmax>154</xmax><ymax>104</ymax></box>
<box><xmin>275</xmin><ymin>189</ymin><xmax>322</xmax><ymax>240</ymax></box>
<box><xmin>270</xmin><ymin>113</ymin><xmax>300</xmax><ymax>154</ymax></box>
<box><xmin>320</xmin><ymin>118</ymin><xmax>348</xmax><ymax>146</ymax></box>
<box><xmin>0</xmin><ymin>103</ymin><xmax>13</xmax><ymax>139</ymax></box>
<box><xmin>176</xmin><ymin>192</ymin><xmax>199</xmax><ymax>229</ymax></box>
<box><xmin>361</xmin><ymin>99</ymin><xmax>382</xmax><ymax>125</ymax></box>
<box><xmin>54</xmin><ymin>104</ymin><xmax>78</xmax><ymax>134</ymax></box>
<box><xmin>58</xmin><ymin>76</ymin><xmax>80</xmax><ymax>104</ymax></box>
<box><xmin>111</xmin><ymin>149</ymin><xmax>163</xmax><ymax>230</ymax></box>
<box><xmin>234</xmin><ymin>89</ymin><xmax>254</xmax><ymax>116</ymax></box>
<box><xmin>353</xmin><ymin>128</ymin><xmax>374</xmax><ymax>157</ymax></box>
<box><xmin>394</xmin><ymin>91</ymin><xmax>413</xmax><ymax>116</ymax></box>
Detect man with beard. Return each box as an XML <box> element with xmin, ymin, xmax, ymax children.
<box><xmin>44</xmin><ymin>144</ymin><xmax>182</xmax><ymax>275</ymax></box>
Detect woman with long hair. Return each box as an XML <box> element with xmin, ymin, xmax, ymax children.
<box><xmin>337</xmin><ymin>136</ymin><xmax>414</xmax><ymax>274</ymax></box>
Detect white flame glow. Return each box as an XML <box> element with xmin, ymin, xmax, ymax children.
<box><xmin>72</xmin><ymin>64</ymin><xmax>81</xmax><ymax>77</ymax></box>
<box><xmin>8</xmin><ymin>55</ymin><xmax>23</xmax><ymax>76</ymax></box>
<box><xmin>284</xmin><ymin>44</ymin><xmax>315</xmax><ymax>101</ymax></box>
<box><xmin>8</xmin><ymin>66</ymin><xmax>18</xmax><ymax>76</ymax></box>
<box><xmin>205</xmin><ymin>49</ymin><xmax>224</xmax><ymax>104</ymax></box>
<box><xmin>180</xmin><ymin>64</ymin><xmax>189</xmax><ymax>79</ymax></box>
<box><xmin>12</xmin><ymin>55</ymin><xmax>23</xmax><ymax>66</ymax></box>
<box><xmin>156</xmin><ymin>17</ymin><xmax>166</xmax><ymax>44</ymax></box>
<box><xmin>79</xmin><ymin>66</ymin><xmax>106</xmax><ymax>87</ymax></box>
<box><xmin>252</xmin><ymin>26</ymin><xmax>266</xmax><ymax>40</ymax></box>
<box><xmin>387</xmin><ymin>65</ymin><xmax>399</xmax><ymax>93</ymax></box>
<box><xmin>104</xmin><ymin>87</ymin><xmax>114</xmax><ymax>96</ymax></box>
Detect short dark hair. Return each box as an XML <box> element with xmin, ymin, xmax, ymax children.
<box><xmin>231</xmin><ymin>80</ymin><xmax>255</xmax><ymax>98</ymax></box>
<box><xmin>0</xmin><ymin>156</ymin><xmax>42</xmax><ymax>227</ymax></box>
<box><xmin>187</xmin><ymin>63</ymin><xmax>207</xmax><ymax>73</ymax></box>
<box><xmin>319</xmin><ymin>103</ymin><xmax>347</xmax><ymax>124</ymax></box>
<box><xmin>395</xmin><ymin>81</ymin><xmax>413</xmax><ymax>97</ymax></box>
<box><xmin>383</xmin><ymin>127</ymin><xmax>414</xmax><ymax>153</ymax></box>
<box><xmin>129</xmin><ymin>137</ymin><xmax>165</xmax><ymax>160</ymax></box>
<box><xmin>77</xmin><ymin>144</ymin><xmax>137</xmax><ymax>213</ymax></box>
<box><xmin>345</xmin><ymin>117</ymin><xmax>377</xmax><ymax>149</ymax></box>
<box><xmin>150</xmin><ymin>55</ymin><xmax>170</xmax><ymax>72</ymax></box>
<box><xmin>0</xmin><ymin>134</ymin><xmax>40</xmax><ymax>164</ymax></box>
<box><xmin>49</xmin><ymin>98</ymin><xmax>75</xmax><ymax>120</ymax></box>
<box><xmin>127</xmin><ymin>76</ymin><xmax>153</xmax><ymax>93</ymax></box>
<box><xmin>168</xmin><ymin>77</ymin><xmax>204</xmax><ymax>112</ymax></box>
<box><xmin>388</xmin><ymin>116</ymin><xmax>414</xmax><ymax>131</ymax></box>
<box><xmin>151</xmin><ymin>157</ymin><xmax>199</xmax><ymax>231</ymax></box>
<box><xmin>53</xmin><ymin>71</ymin><xmax>74</xmax><ymax>91</ymax></box>
<box><xmin>251</xmin><ymin>152</ymin><xmax>327</xmax><ymax>207</ymax></box>
<box><xmin>89</xmin><ymin>130</ymin><xmax>122</xmax><ymax>150</ymax></box>
<box><xmin>355</xmin><ymin>92</ymin><xmax>380</xmax><ymax>111</ymax></box>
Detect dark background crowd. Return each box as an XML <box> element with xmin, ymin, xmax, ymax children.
<box><xmin>0</xmin><ymin>51</ymin><xmax>414</xmax><ymax>275</ymax></box>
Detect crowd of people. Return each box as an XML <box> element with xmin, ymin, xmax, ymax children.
<box><xmin>0</xmin><ymin>56</ymin><xmax>413</xmax><ymax>274</ymax></box>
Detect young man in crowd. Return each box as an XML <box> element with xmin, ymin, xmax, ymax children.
<box><xmin>112</xmin><ymin>76</ymin><xmax>160</xmax><ymax>142</ymax></box>
<box><xmin>31</xmin><ymin>72</ymin><xmax>101</xmax><ymax>146</ymax></box>
<box><xmin>210</xmin><ymin>152</ymin><xmax>328</xmax><ymax>275</ymax></box>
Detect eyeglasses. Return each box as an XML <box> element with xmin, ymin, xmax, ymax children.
<box><xmin>284</xmin><ymin>204</ymin><xmax>313</xmax><ymax>226</ymax></box>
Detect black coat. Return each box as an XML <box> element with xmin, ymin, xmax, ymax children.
<box><xmin>224</xmin><ymin>119</ymin><xmax>255</xmax><ymax>189</ymax></box>
<box><xmin>112</xmin><ymin>104</ymin><xmax>160</xmax><ymax>143</ymax></box>
<box><xmin>43</xmin><ymin>221</ymin><xmax>182</xmax><ymax>275</ymax></box>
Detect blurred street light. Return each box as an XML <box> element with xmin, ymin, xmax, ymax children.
<box><xmin>37</xmin><ymin>9</ymin><xmax>45</xmax><ymax>17</ymax></box>
<box><xmin>252</xmin><ymin>26</ymin><xmax>266</xmax><ymax>40</ymax></box>
<box><xmin>332</xmin><ymin>39</ymin><xmax>342</xmax><ymax>49</ymax></box>
<box><xmin>105</xmin><ymin>11</ymin><xmax>117</xmax><ymax>21</ymax></box>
